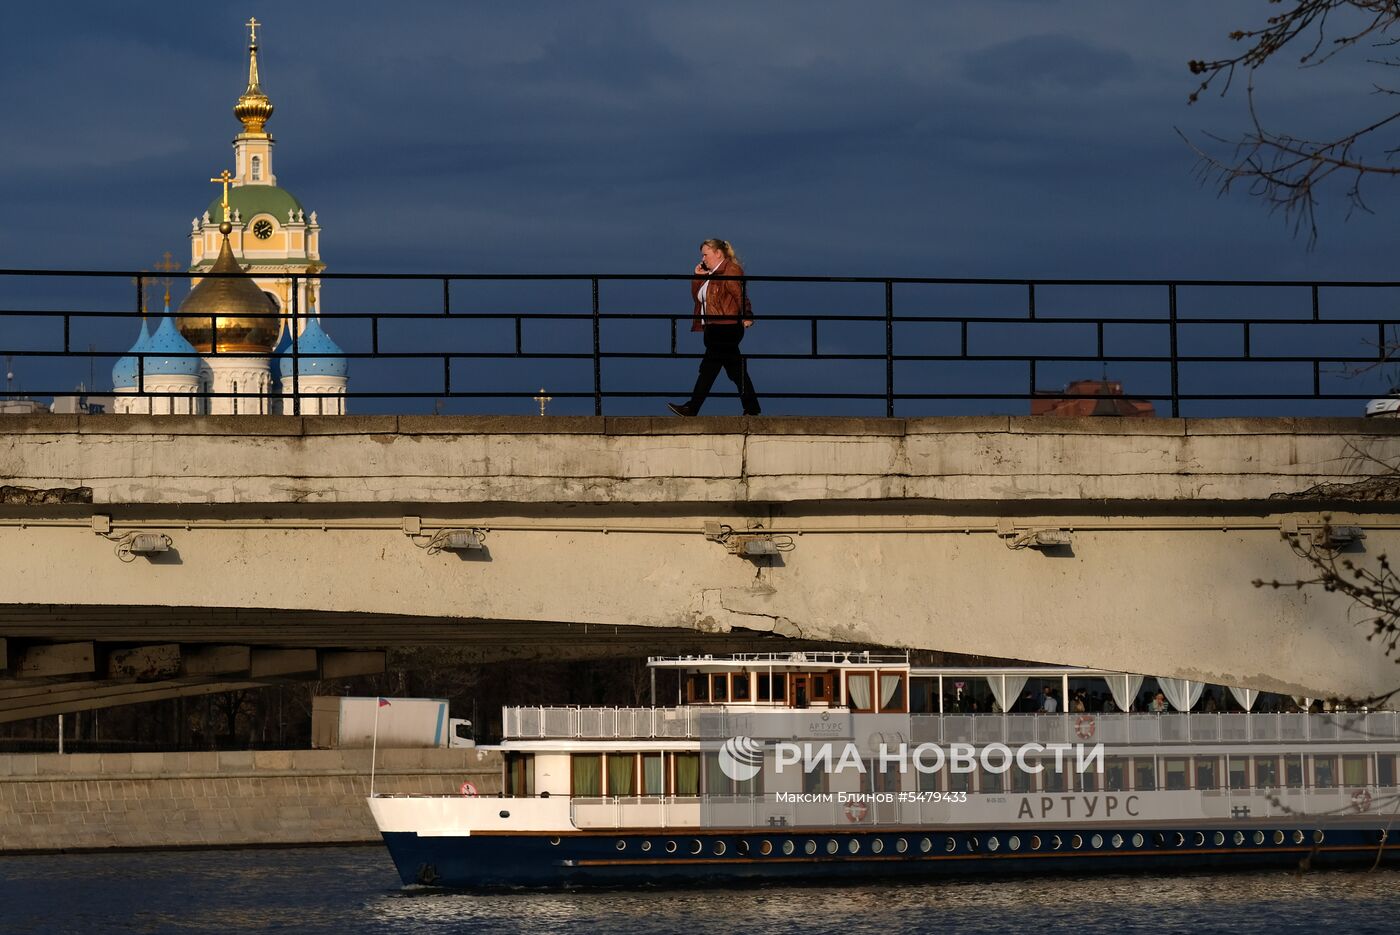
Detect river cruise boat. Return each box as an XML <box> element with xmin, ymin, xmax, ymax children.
<box><xmin>369</xmin><ymin>652</ymin><xmax>1400</xmax><ymax>888</ymax></box>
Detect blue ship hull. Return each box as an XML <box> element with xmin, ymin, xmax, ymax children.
<box><xmin>381</xmin><ymin>825</ymin><xmax>1399</xmax><ymax>889</ymax></box>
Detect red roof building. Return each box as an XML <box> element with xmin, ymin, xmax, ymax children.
<box><xmin>1031</xmin><ymin>379</ymin><xmax>1156</xmax><ymax>417</ymax></box>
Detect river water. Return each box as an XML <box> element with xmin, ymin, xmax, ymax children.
<box><xmin>1</xmin><ymin>846</ymin><xmax>1396</xmax><ymax>934</ymax></box>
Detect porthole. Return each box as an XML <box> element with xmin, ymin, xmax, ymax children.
<box><xmin>1131</xmin><ymin>834</ymin><xmax>1144</xmax><ymax>848</ymax></box>
<box><xmin>666</xmin><ymin>840</ymin><xmax>677</xmax><ymax>854</ymax></box>
<box><xmin>550</xmin><ymin>836</ymin><xmax>561</xmax><ymax>846</ymax></box>
<box><xmin>967</xmin><ymin>836</ymin><xmax>979</xmax><ymax>852</ymax></box>
<box><xmin>895</xmin><ymin>838</ymin><xmax>908</xmax><ymax>854</ymax></box>
<box><xmin>826</xmin><ymin>839</ymin><xmax>839</xmax><ymax>855</ymax></box>
<box><xmin>1070</xmin><ymin>835</ymin><xmax>1084</xmax><ymax>850</ymax></box>
<box><xmin>1252</xmin><ymin>832</ymin><xmax>1264</xmax><ymax>846</ymax></box>
<box><xmin>782</xmin><ymin>840</ymin><xmax>795</xmax><ymax>856</ymax></box>
<box><xmin>1155</xmin><ymin>833</ymin><xmax>1167</xmax><ymax>847</ymax></box>
<box><xmin>987</xmin><ymin>836</ymin><xmax>1000</xmax><ymax>852</ymax></box>
<box><xmin>1292</xmin><ymin>830</ymin><xmax>1305</xmax><ymax>844</ymax></box>
<box><xmin>641</xmin><ymin>841</ymin><xmax>652</xmax><ymax>853</ymax></box>
<box><xmin>1274</xmin><ymin>831</ymin><xmax>1285</xmax><ymax>845</ymax></box>
<box><xmin>713</xmin><ymin>841</ymin><xmax>726</xmax><ymax>856</ymax></box>
<box><xmin>920</xmin><ymin>837</ymin><xmax>933</xmax><ymax>853</ymax></box>
<box><xmin>690</xmin><ymin>840</ymin><xmax>703</xmax><ymax>855</ymax></box>
<box><xmin>760</xmin><ymin>840</ymin><xmax>773</xmax><ymax>856</ymax></box>
<box><xmin>1008</xmin><ymin>836</ymin><xmax>1021</xmax><ymax>852</ymax></box>
<box><xmin>1194</xmin><ymin>832</ymin><xmax>1206</xmax><ymax>847</ymax></box>
<box><xmin>805</xmin><ymin>840</ymin><xmax>818</xmax><ymax>855</ymax></box>
<box><xmin>848</xmin><ymin>839</ymin><xmax>861</xmax><ymax>855</ymax></box>
<box><xmin>1174</xmin><ymin>833</ymin><xmax>1185</xmax><ymax>847</ymax></box>
<box><xmin>735</xmin><ymin>840</ymin><xmax>750</xmax><ymax>857</ymax></box>
<box><xmin>1090</xmin><ymin>834</ymin><xmax>1103</xmax><ymax>849</ymax></box>
<box><xmin>871</xmin><ymin>838</ymin><xmax>884</xmax><ymax>854</ymax></box>
<box><xmin>945</xmin><ymin>837</ymin><xmax>957</xmax><ymax>853</ymax></box>
<box><xmin>1233</xmin><ymin>832</ymin><xmax>1245</xmax><ymax>846</ymax></box>
<box><xmin>1313</xmin><ymin>830</ymin><xmax>1325</xmax><ymax>844</ymax></box>
<box><xmin>1051</xmin><ymin>835</ymin><xmax>1063</xmax><ymax>851</ymax></box>
<box><xmin>1213</xmin><ymin>832</ymin><xmax>1225</xmax><ymax>846</ymax></box>
<box><xmin>1110</xmin><ymin>834</ymin><xmax>1123</xmax><ymax>849</ymax></box>
<box><xmin>616</xmin><ymin>839</ymin><xmax>627</xmax><ymax>851</ymax></box>
<box><xmin>1029</xmin><ymin>835</ymin><xmax>1042</xmax><ymax>851</ymax></box>
<box><xmin>499</xmin><ymin>810</ymin><xmax>511</xmax><ymax>818</ymax></box>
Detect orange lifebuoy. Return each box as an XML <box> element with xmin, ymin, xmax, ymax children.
<box><xmin>844</xmin><ymin>801</ymin><xmax>868</xmax><ymax>823</ymax></box>
<box><xmin>459</xmin><ymin>780</ymin><xmax>478</xmax><ymax>796</ymax></box>
<box><xmin>1352</xmin><ymin>788</ymin><xmax>1372</xmax><ymax>813</ymax></box>
<box><xmin>1074</xmin><ymin>714</ymin><xmax>1096</xmax><ymax>740</ymax></box>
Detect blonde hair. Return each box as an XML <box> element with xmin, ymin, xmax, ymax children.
<box><xmin>702</xmin><ymin>238</ymin><xmax>740</xmax><ymax>264</ymax></box>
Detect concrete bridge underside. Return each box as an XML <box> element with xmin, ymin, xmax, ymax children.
<box><xmin>4</xmin><ymin>414</ymin><xmax>1400</xmax><ymax>716</ymax></box>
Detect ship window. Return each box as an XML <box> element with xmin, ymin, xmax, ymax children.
<box><xmin>1008</xmin><ymin>836</ymin><xmax>1020</xmax><ymax>852</ymax></box>
<box><xmin>757</xmin><ymin>673</ymin><xmax>786</xmax><ymax>702</ymax></box>
<box><xmin>1163</xmin><ymin>757</ymin><xmax>1189</xmax><ymax>791</ymax></box>
<box><xmin>1132</xmin><ymin>758</ymin><xmax>1157</xmax><ymax>791</ymax></box>
<box><xmin>606</xmin><ymin>754</ymin><xmax>636</xmax><ymax>796</ymax></box>
<box><xmin>1379</xmin><ymin>755</ymin><xmax>1396</xmax><ymax>787</ymax></box>
<box><xmin>826</xmin><ymin>839</ymin><xmax>839</xmax><ymax>855</ymax></box>
<box><xmin>783</xmin><ymin>840</ymin><xmax>795</xmax><ymax>855</ymax></box>
<box><xmin>642</xmin><ymin>754</ymin><xmax>665</xmax><ymax>796</ymax></box>
<box><xmin>909</xmin><ymin>677</ymin><xmax>936</xmax><ymax>713</ymax></box>
<box><xmin>505</xmin><ymin>754</ymin><xmax>535</xmax><ymax>797</ymax></box>
<box><xmin>710</xmin><ymin>674</ymin><xmax>728</xmax><ymax>703</ymax></box>
<box><xmin>1010</xmin><ymin>765</ymin><xmax>1034</xmax><ymax>793</ymax></box>
<box><xmin>1078</xmin><ymin>768</ymin><xmax>1098</xmax><ymax>793</ymax></box>
<box><xmin>1292</xmin><ymin>830</ymin><xmax>1305</xmax><ymax>844</ymax></box>
<box><xmin>732</xmin><ymin>674</ymin><xmax>751</xmax><ymax>701</ymax></box>
<box><xmin>1285</xmin><ymin>755</ymin><xmax>1305</xmax><ymax>788</ymax></box>
<box><xmin>571</xmin><ymin>754</ymin><xmax>602</xmax><ymax>797</ymax></box>
<box><xmin>759</xmin><ymin>839</ymin><xmax>773</xmax><ymax>856</ymax></box>
<box><xmin>945</xmin><ymin>837</ymin><xmax>957</xmax><ymax>853</ymax></box>
<box><xmin>1314</xmin><ymin>830</ymin><xmax>1324</xmax><ymax>844</ymax></box>
<box><xmin>1274</xmin><ymin>831</ymin><xmax>1286</xmax><ymax>844</ymax></box>
<box><xmin>947</xmin><ymin>770</ymin><xmax>971</xmax><ymax>794</ymax></box>
<box><xmin>810</xmin><ymin>674</ymin><xmax>832</xmax><ymax>703</ymax></box>
<box><xmin>1103</xmin><ymin>755</ymin><xmax>1125</xmax><ymax>795</ymax></box>
<box><xmin>896</xmin><ymin>838</ymin><xmax>908</xmax><ymax>853</ymax></box>
<box><xmin>1070</xmin><ymin>834</ymin><xmax>1083</xmax><ymax>850</ymax></box>
<box><xmin>847</xmin><ymin>672</ymin><xmax>875</xmax><ymax>712</ymax></box>
<box><xmin>803</xmin><ymin>765</ymin><xmax>829</xmax><ymax>795</ymax></box>
<box><xmin>665</xmin><ymin>840</ymin><xmax>677</xmax><ymax>853</ymax></box>
<box><xmin>805</xmin><ymin>840</ymin><xmax>818</xmax><ymax>855</ymax></box>
<box><xmin>641</xmin><ymin>840</ymin><xmax>652</xmax><ymax>852</ymax></box>
<box><xmin>690</xmin><ymin>840</ymin><xmax>703</xmax><ymax>855</ymax></box>
<box><xmin>1042</xmin><ymin>768</ymin><xmax>1066</xmax><ymax>794</ymax></box>
<box><xmin>979</xmin><ymin>767</ymin><xmax>1003</xmax><ymax>794</ymax></box>
<box><xmin>1213</xmin><ymin>832</ymin><xmax>1225</xmax><ymax>846</ymax></box>
<box><xmin>917</xmin><ymin>767</ymin><xmax>940</xmax><ymax>794</ymax></box>
<box><xmin>1132</xmin><ymin>833</ymin><xmax>1144</xmax><ymax>847</ymax></box>
<box><xmin>1110</xmin><ymin>834</ymin><xmax>1123</xmax><ymax>848</ymax></box>
<box><xmin>1234</xmin><ymin>831</ymin><xmax>1245</xmax><ymax>846</ymax></box>
<box><xmin>1228</xmin><ymin>756</ymin><xmax>1249</xmax><ymax>790</ymax></box>
<box><xmin>1090</xmin><ymin>834</ymin><xmax>1103</xmax><ymax>849</ymax></box>
<box><xmin>878</xmin><ymin>673</ymin><xmax>906</xmax><ymax>713</ymax></box>
<box><xmin>1313</xmin><ymin>756</ymin><xmax>1337</xmax><ymax>789</ymax></box>
<box><xmin>1342</xmin><ymin>755</ymin><xmax>1368</xmax><ymax>787</ymax></box>
<box><xmin>1194</xmin><ymin>757</ymin><xmax>1218</xmax><ymax>791</ymax></box>
<box><xmin>687</xmin><ymin>674</ymin><xmax>710</xmax><ymax>704</ymax></box>
<box><xmin>1254</xmin><ymin>756</ymin><xmax>1280</xmax><ymax>789</ymax></box>
<box><xmin>672</xmin><ymin>753</ymin><xmax>700</xmax><ymax>796</ymax></box>
<box><xmin>848</xmin><ymin>839</ymin><xmax>860</xmax><ymax>854</ymax></box>
<box><xmin>713</xmin><ymin>841</ymin><xmax>726</xmax><ymax>856</ymax></box>
<box><xmin>871</xmin><ymin>838</ymin><xmax>884</xmax><ymax>854</ymax></box>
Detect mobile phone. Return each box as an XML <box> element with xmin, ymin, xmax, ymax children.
<box><xmin>699</xmin><ymin>260</ymin><xmax>709</xmax><ymax>271</ymax></box>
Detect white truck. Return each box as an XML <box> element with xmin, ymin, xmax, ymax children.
<box><xmin>311</xmin><ymin>696</ymin><xmax>473</xmax><ymax>749</ymax></box>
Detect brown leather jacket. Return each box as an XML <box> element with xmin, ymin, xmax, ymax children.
<box><xmin>690</xmin><ymin>259</ymin><xmax>753</xmax><ymax>332</ymax></box>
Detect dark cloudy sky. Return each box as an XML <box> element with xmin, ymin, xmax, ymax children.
<box><xmin>4</xmin><ymin>2</ymin><xmax>1399</xmax><ymax>413</ymax></box>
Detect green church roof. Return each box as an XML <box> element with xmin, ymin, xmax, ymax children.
<box><xmin>206</xmin><ymin>184</ymin><xmax>305</xmax><ymax>223</ymax></box>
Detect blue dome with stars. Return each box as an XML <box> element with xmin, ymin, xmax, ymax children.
<box><xmin>112</xmin><ymin>318</ymin><xmax>152</xmax><ymax>389</ymax></box>
<box><xmin>278</xmin><ymin>316</ymin><xmax>348</xmax><ymax>379</ymax></box>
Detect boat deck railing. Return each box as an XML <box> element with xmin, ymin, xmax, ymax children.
<box><xmin>502</xmin><ymin>707</ymin><xmax>1400</xmax><ymax>745</ymax></box>
<box><xmin>646</xmin><ymin>651</ymin><xmax>911</xmax><ymax>668</ymax></box>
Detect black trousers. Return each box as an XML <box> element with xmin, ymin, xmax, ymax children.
<box><xmin>686</xmin><ymin>324</ymin><xmax>760</xmax><ymax>414</ymax></box>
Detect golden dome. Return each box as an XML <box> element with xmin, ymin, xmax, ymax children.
<box><xmin>234</xmin><ymin>30</ymin><xmax>273</xmax><ymax>134</ymax></box>
<box><xmin>177</xmin><ymin>226</ymin><xmax>280</xmax><ymax>353</ymax></box>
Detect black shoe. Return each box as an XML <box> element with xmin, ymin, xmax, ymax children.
<box><xmin>743</xmin><ymin>408</ymin><xmax>762</xmax><ymax>416</ymax></box>
<box><xmin>667</xmin><ymin>402</ymin><xmax>696</xmax><ymax>417</ymax></box>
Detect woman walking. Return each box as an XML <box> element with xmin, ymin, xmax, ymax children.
<box><xmin>667</xmin><ymin>239</ymin><xmax>761</xmax><ymax>416</ymax></box>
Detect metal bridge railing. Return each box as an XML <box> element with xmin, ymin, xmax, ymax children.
<box><xmin>4</xmin><ymin>270</ymin><xmax>1400</xmax><ymax>416</ymax></box>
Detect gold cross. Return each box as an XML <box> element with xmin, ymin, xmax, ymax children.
<box><xmin>533</xmin><ymin>388</ymin><xmax>552</xmax><ymax>416</ymax></box>
<box><xmin>153</xmin><ymin>251</ymin><xmax>182</xmax><ymax>307</ymax></box>
<box><xmin>210</xmin><ymin>170</ymin><xmax>234</xmax><ymax>222</ymax></box>
<box><xmin>247</xmin><ymin>17</ymin><xmax>260</xmax><ymax>45</ymax></box>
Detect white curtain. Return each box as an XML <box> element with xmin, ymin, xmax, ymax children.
<box><xmin>1229</xmin><ymin>686</ymin><xmax>1260</xmax><ymax>712</ymax></box>
<box><xmin>879</xmin><ymin>675</ymin><xmax>902</xmax><ymax>710</ymax></box>
<box><xmin>988</xmin><ymin>675</ymin><xmax>1029</xmax><ymax>714</ymax></box>
<box><xmin>1158</xmin><ymin>678</ymin><xmax>1204</xmax><ymax>712</ymax></box>
<box><xmin>847</xmin><ymin>674</ymin><xmax>872</xmax><ymax>710</ymax></box>
<box><xmin>1104</xmin><ymin>674</ymin><xmax>1144</xmax><ymax>713</ymax></box>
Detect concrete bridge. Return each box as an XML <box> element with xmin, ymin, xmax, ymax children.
<box><xmin>2</xmin><ymin>413</ymin><xmax>1400</xmax><ymax>719</ymax></box>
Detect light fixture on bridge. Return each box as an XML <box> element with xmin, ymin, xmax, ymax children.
<box><xmin>1286</xmin><ymin>523</ymin><xmax>1366</xmax><ymax>552</ymax></box>
<box><xmin>113</xmin><ymin>532</ymin><xmax>173</xmax><ymax>562</ymax></box>
<box><xmin>428</xmin><ymin>528</ymin><xmax>487</xmax><ymax>553</ymax></box>
<box><xmin>705</xmin><ymin>525</ymin><xmax>794</xmax><ymax>560</ymax></box>
<box><xmin>1002</xmin><ymin>527</ymin><xmax>1073</xmax><ymax>551</ymax></box>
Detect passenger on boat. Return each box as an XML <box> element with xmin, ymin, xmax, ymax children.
<box><xmin>1041</xmin><ymin>686</ymin><xmax>1059</xmax><ymax>714</ymax></box>
<box><xmin>1151</xmin><ymin>692</ymin><xmax>1169</xmax><ymax>713</ymax></box>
